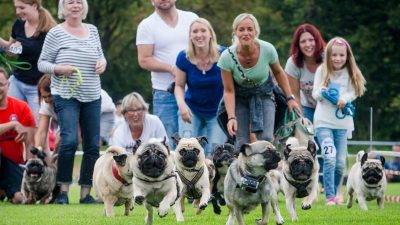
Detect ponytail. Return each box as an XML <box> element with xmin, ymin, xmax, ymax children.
<box><xmin>35</xmin><ymin>7</ymin><xmax>56</xmax><ymax>36</ymax></box>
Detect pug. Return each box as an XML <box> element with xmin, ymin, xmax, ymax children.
<box><xmin>191</xmin><ymin>158</ymin><xmax>216</xmax><ymax>215</ymax></box>
<box><xmin>93</xmin><ymin>145</ymin><xmax>135</xmax><ymax>217</ymax></box>
<box><xmin>281</xmin><ymin>137</ymin><xmax>319</xmax><ymax>222</ymax></box>
<box><xmin>346</xmin><ymin>151</ymin><xmax>387</xmax><ymax>210</ymax></box>
<box><xmin>172</xmin><ymin>134</ymin><xmax>211</xmax><ymax>216</ymax></box>
<box><xmin>131</xmin><ymin>138</ymin><xmax>183</xmax><ymax>225</ymax></box>
<box><xmin>224</xmin><ymin>140</ymin><xmax>281</xmax><ymax>225</ymax></box>
<box><xmin>210</xmin><ymin>143</ymin><xmax>236</xmax><ymax>215</ymax></box>
<box><xmin>21</xmin><ymin>147</ymin><xmax>57</xmax><ymax>204</ymax></box>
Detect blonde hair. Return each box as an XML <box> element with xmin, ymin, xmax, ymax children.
<box><xmin>232</xmin><ymin>13</ymin><xmax>260</xmax><ymax>45</ymax></box>
<box><xmin>321</xmin><ymin>37</ymin><xmax>366</xmax><ymax>97</ymax></box>
<box><xmin>186</xmin><ymin>18</ymin><xmax>220</xmax><ymax>65</ymax></box>
<box><xmin>121</xmin><ymin>92</ymin><xmax>149</xmax><ymax>114</ymax></box>
<box><xmin>16</xmin><ymin>0</ymin><xmax>56</xmax><ymax>36</ymax></box>
<box><xmin>58</xmin><ymin>0</ymin><xmax>89</xmax><ymax>20</ymax></box>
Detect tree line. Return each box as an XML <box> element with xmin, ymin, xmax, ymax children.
<box><xmin>1</xmin><ymin>0</ymin><xmax>399</xmax><ymax>141</ymax></box>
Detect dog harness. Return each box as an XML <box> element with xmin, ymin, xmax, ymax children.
<box><xmin>177</xmin><ymin>167</ymin><xmax>204</xmax><ymax>199</ymax></box>
<box><xmin>112</xmin><ymin>164</ymin><xmax>132</xmax><ymax>186</ymax></box>
<box><xmin>135</xmin><ymin>173</ymin><xmax>181</xmax><ymax>207</ymax></box>
<box><xmin>283</xmin><ymin>173</ymin><xmax>311</xmax><ymax>198</ymax></box>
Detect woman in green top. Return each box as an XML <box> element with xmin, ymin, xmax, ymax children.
<box><xmin>217</xmin><ymin>13</ymin><xmax>299</xmax><ymax>148</ymax></box>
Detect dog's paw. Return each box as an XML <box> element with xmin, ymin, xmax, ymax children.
<box><xmin>276</xmin><ymin>218</ymin><xmax>285</xmax><ymax>225</ymax></box>
<box><xmin>134</xmin><ymin>196</ymin><xmax>145</xmax><ymax>205</ymax></box>
<box><xmin>301</xmin><ymin>203</ymin><xmax>311</xmax><ymax>210</ymax></box>
<box><xmin>158</xmin><ymin>208</ymin><xmax>169</xmax><ymax>218</ymax></box>
<box><xmin>219</xmin><ymin>198</ymin><xmax>226</xmax><ymax>206</ymax></box>
<box><xmin>255</xmin><ymin>218</ymin><xmax>267</xmax><ymax>225</ymax></box>
<box><xmin>199</xmin><ymin>203</ymin><xmax>208</xmax><ymax>210</ymax></box>
<box><xmin>213</xmin><ymin>206</ymin><xmax>221</xmax><ymax>215</ymax></box>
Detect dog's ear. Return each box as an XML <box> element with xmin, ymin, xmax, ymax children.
<box><xmin>113</xmin><ymin>154</ymin><xmax>128</xmax><ymax>167</ymax></box>
<box><xmin>196</xmin><ymin>136</ymin><xmax>208</xmax><ymax>149</ymax></box>
<box><xmin>380</xmin><ymin>156</ymin><xmax>385</xmax><ymax>167</ymax></box>
<box><xmin>239</xmin><ymin>143</ymin><xmax>252</xmax><ymax>156</ymax></box>
<box><xmin>284</xmin><ymin>144</ymin><xmax>292</xmax><ymax>160</ymax></box>
<box><xmin>171</xmin><ymin>133</ymin><xmax>181</xmax><ymax>145</ymax></box>
<box><xmin>30</xmin><ymin>146</ymin><xmax>39</xmax><ymax>155</ymax></box>
<box><xmin>361</xmin><ymin>152</ymin><xmax>368</xmax><ymax>166</ymax></box>
<box><xmin>132</xmin><ymin>139</ymin><xmax>142</xmax><ymax>154</ymax></box>
<box><xmin>161</xmin><ymin>136</ymin><xmax>170</xmax><ymax>154</ymax></box>
<box><xmin>307</xmin><ymin>140</ymin><xmax>317</xmax><ymax>158</ymax></box>
<box><xmin>37</xmin><ymin>150</ymin><xmax>47</xmax><ymax>160</ymax></box>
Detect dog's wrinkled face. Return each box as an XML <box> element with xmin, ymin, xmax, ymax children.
<box><xmin>25</xmin><ymin>159</ymin><xmax>45</xmax><ymax>181</ymax></box>
<box><xmin>361</xmin><ymin>153</ymin><xmax>385</xmax><ymax>185</ymax></box>
<box><xmin>212</xmin><ymin>143</ymin><xmax>236</xmax><ymax>168</ymax></box>
<box><xmin>284</xmin><ymin>140</ymin><xmax>316</xmax><ymax>181</ymax></box>
<box><xmin>173</xmin><ymin>134</ymin><xmax>207</xmax><ymax>169</ymax></box>
<box><xmin>136</xmin><ymin>140</ymin><xmax>169</xmax><ymax>178</ymax></box>
<box><xmin>239</xmin><ymin>141</ymin><xmax>281</xmax><ymax>175</ymax></box>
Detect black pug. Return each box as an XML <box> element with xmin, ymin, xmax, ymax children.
<box><xmin>21</xmin><ymin>147</ymin><xmax>59</xmax><ymax>204</ymax></box>
<box><xmin>210</xmin><ymin>143</ymin><xmax>237</xmax><ymax>214</ymax></box>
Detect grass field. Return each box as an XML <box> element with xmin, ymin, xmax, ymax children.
<box><xmin>1</xmin><ymin>181</ymin><xmax>399</xmax><ymax>225</ymax></box>
<box><xmin>2</xmin><ymin>152</ymin><xmax>399</xmax><ymax>225</ymax></box>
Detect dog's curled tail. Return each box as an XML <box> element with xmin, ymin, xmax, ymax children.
<box><xmin>106</xmin><ymin>146</ymin><xmax>128</xmax><ymax>156</ymax></box>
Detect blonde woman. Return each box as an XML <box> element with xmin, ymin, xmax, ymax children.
<box><xmin>174</xmin><ymin>18</ymin><xmax>226</xmax><ymax>155</ymax></box>
<box><xmin>0</xmin><ymin>0</ymin><xmax>56</xmax><ymax>122</ymax></box>
<box><xmin>218</xmin><ymin>13</ymin><xmax>299</xmax><ymax>148</ymax></box>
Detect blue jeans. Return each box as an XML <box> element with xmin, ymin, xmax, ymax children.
<box><xmin>8</xmin><ymin>75</ymin><xmax>39</xmax><ymax>123</ymax></box>
<box><xmin>53</xmin><ymin>95</ymin><xmax>101</xmax><ymax>187</ymax></box>
<box><xmin>191</xmin><ymin>112</ymin><xmax>226</xmax><ymax>156</ymax></box>
<box><xmin>235</xmin><ymin>96</ymin><xmax>275</xmax><ymax>149</ymax></box>
<box><xmin>316</xmin><ymin>127</ymin><xmax>347</xmax><ymax>199</ymax></box>
<box><xmin>152</xmin><ymin>89</ymin><xmax>178</xmax><ymax>150</ymax></box>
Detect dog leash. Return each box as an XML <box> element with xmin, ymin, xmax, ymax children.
<box><xmin>321</xmin><ymin>88</ymin><xmax>356</xmax><ymax>119</ymax></box>
<box><xmin>0</xmin><ymin>53</ymin><xmax>32</xmax><ymax>72</ymax></box>
<box><xmin>60</xmin><ymin>67</ymin><xmax>83</xmax><ymax>98</ymax></box>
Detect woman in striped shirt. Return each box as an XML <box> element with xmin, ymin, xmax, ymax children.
<box><xmin>38</xmin><ymin>0</ymin><xmax>106</xmax><ymax>205</ymax></box>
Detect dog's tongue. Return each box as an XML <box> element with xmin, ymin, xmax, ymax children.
<box><xmin>30</xmin><ymin>173</ymin><xmax>39</xmax><ymax>178</ymax></box>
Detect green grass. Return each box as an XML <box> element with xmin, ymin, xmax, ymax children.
<box><xmin>1</xmin><ymin>183</ymin><xmax>400</xmax><ymax>225</ymax></box>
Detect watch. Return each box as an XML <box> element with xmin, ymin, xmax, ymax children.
<box><xmin>286</xmin><ymin>94</ymin><xmax>296</xmax><ymax>102</ymax></box>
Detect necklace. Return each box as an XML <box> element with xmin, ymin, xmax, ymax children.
<box><xmin>197</xmin><ymin>58</ymin><xmax>210</xmax><ymax>75</ymax></box>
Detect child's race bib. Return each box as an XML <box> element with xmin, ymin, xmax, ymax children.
<box><xmin>321</xmin><ymin>137</ymin><xmax>336</xmax><ymax>158</ymax></box>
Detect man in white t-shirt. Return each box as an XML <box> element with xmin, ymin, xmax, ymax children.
<box><xmin>136</xmin><ymin>0</ymin><xmax>198</xmax><ymax>149</ymax></box>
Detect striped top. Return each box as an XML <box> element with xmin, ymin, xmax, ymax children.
<box><xmin>38</xmin><ymin>24</ymin><xmax>106</xmax><ymax>102</ymax></box>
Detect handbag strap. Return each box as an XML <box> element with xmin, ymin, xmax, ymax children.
<box><xmin>227</xmin><ymin>48</ymin><xmax>259</xmax><ymax>87</ymax></box>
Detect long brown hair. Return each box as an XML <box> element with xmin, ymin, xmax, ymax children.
<box><xmin>37</xmin><ymin>74</ymin><xmax>51</xmax><ymax>105</ymax></box>
<box><xmin>17</xmin><ymin>0</ymin><xmax>56</xmax><ymax>36</ymax></box>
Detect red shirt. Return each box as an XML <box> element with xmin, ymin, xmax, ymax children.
<box><xmin>0</xmin><ymin>96</ymin><xmax>35</xmax><ymax>164</ymax></box>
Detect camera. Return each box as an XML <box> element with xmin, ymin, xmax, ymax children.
<box><xmin>240</xmin><ymin>175</ymin><xmax>260</xmax><ymax>193</ymax></box>
<box><xmin>167</xmin><ymin>82</ymin><xmax>175</xmax><ymax>94</ymax></box>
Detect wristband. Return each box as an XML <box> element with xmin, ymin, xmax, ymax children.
<box><xmin>227</xmin><ymin>116</ymin><xmax>237</xmax><ymax>121</ymax></box>
<box><xmin>286</xmin><ymin>94</ymin><xmax>295</xmax><ymax>102</ymax></box>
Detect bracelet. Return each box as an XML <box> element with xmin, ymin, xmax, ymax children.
<box><xmin>227</xmin><ymin>116</ymin><xmax>237</xmax><ymax>121</ymax></box>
